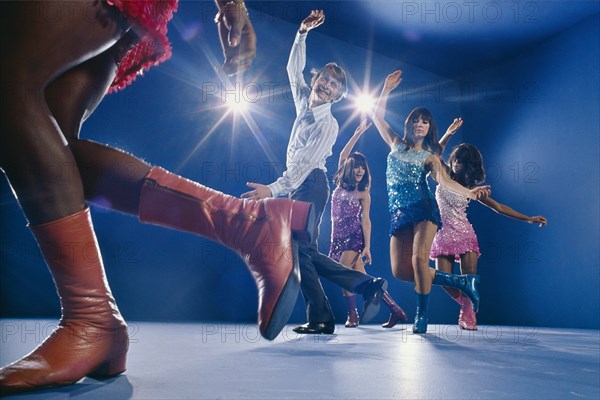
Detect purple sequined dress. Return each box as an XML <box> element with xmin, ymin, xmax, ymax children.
<box><xmin>386</xmin><ymin>143</ymin><xmax>441</xmax><ymax>234</ymax></box>
<box><xmin>329</xmin><ymin>187</ymin><xmax>365</xmax><ymax>261</ymax></box>
<box><xmin>430</xmin><ymin>185</ymin><xmax>480</xmax><ymax>261</ymax></box>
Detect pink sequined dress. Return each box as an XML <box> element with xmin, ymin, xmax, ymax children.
<box><xmin>105</xmin><ymin>0</ymin><xmax>179</xmax><ymax>92</ymax></box>
<box><xmin>430</xmin><ymin>185</ymin><xmax>480</xmax><ymax>261</ymax></box>
<box><xmin>329</xmin><ymin>187</ymin><xmax>365</xmax><ymax>262</ymax></box>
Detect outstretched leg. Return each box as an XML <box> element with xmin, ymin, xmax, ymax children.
<box><xmin>42</xmin><ymin>28</ymin><xmax>314</xmax><ymax>341</ymax></box>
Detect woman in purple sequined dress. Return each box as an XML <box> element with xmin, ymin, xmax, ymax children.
<box><xmin>329</xmin><ymin>120</ymin><xmax>408</xmax><ymax>328</ymax></box>
<box><xmin>431</xmin><ymin>130</ymin><xmax>547</xmax><ymax>330</ymax></box>
<box><xmin>371</xmin><ymin>70</ymin><xmax>492</xmax><ymax>334</ymax></box>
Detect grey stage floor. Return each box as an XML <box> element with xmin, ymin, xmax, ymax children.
<box><xmin>1</xmin><ymin>319</ymin><xmax>598</xmax><ymax>400</ymax></box>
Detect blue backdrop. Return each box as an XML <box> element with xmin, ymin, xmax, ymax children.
<box><xmin>1</xmin><ymin>2</ymin><xmax>598</xmax><ymax>329</ymax></box>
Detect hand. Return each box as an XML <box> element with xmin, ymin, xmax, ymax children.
<box><xmin>383</xmin><ymin>70</ymin><xmax>403</xmax><ymax>93</ymax></box>
<box><xmin>360</xmin><ymin>248</ymin><xmax>372</xmax><ymax>265</ymax></box>
<box><xmin>529</xmin><ymin>216</ymin><xmax>547</xmax><ymax>227</ymax></box>
<box><xmin>353</xmin><ymin>119</ymin><xmax>372</xmax><ymax>137</ymax></box>
<box><xmin>217</xmin><ymin>3</ymin><xmax>256</xmax><ymax>75</ymax></box>
<box><xmin>446</xmin><ymin>117</ymin><xmax>463</xmax><ymax>135</ymax></box>
<box><xmin>468</xmin><ymin>185</ymin><xmax>491</xmax><ymax>200</ymax></box>
<box><xmin>241</xmin><ymin>182</ymin><xmax>273</xmax><ymax>200</ymax></box>
<box><xmin>299</xmin><ymin>10</ymin><xmax>325</xmax><ymax>33</ymax></box>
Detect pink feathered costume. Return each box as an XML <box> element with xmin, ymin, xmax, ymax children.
<box><xmin>106</xmin><ymin>0</ymin><xmax>178</xmax><ymax>92</ymax></box>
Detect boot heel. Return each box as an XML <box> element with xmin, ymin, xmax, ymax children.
<box><xmin>87</xmin><ymin>353</ymin><xmax>127</xmax><ymax>378</ymax></box>
<box><xmin>289</xmin><ymin>200</ymin><xmax>315</xmax><ymax>243</ymax></box>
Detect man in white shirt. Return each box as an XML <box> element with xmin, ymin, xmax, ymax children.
<box><xmin>243</xmin><ymin>10</ymin><xmax>388</xmax><ymax>334</ymax></box>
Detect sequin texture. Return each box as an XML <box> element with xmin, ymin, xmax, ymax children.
<box><xmin>386</xmin><ymin>143</ymin><xmax>441</xmax><ymax>235</ymax></box>
<box><xmin>430</xmin><ymin>185</ymin><xmax>480</xmax><ymax>261</ymax></box>
<box><xmin>329</xmin><ymin>187</ymin><xmax>365</xmax><ymax>261</ymax></box>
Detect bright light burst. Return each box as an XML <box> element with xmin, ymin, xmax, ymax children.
<box><xmin>354</xmin><ymin>93</ymin><xmax>376</xmax><ymax>115</ymax></box>
<box><xmin>225</xmin><ymin>94</ymin><xmax>249</xmax><ymax>114</ymax></box>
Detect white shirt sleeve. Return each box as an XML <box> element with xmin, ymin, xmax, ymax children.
<box><xmin>287</xmin><ymin>32</ymin><xmax>310</xmax><ymax>115</ymax></box>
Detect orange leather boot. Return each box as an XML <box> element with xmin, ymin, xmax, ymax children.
<box><xmin>0</xmin><ymin>207</ymin><xmax>128</xmax><ymax>394</ymax></box>
<box><xmin>138</xmin><ymin>167</ymin><xmax>314</xmax><ymax>340</ymax></box>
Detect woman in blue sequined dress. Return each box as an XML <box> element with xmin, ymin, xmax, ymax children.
<box><xmin>329</xmin><ymin>120</ymin><xmax>408</xmax><ymax>328</ymax></box>
<box><xmin>371</xmin><ymin>70</ymin><xmax>491</xmax><ymax>333</ymax></box>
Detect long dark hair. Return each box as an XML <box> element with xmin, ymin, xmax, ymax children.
<box><xmin>448</xmin><ymin>144</ymin><xmax>486</xmax><ymax>188</ymax></box>
<box><xmin>403</xmin><ymin>107</ymin><xmax>442</xmax><ymax>155</ymax></box>
<box><xmin>333</xmin><ymin>152</ymin><xmax>371</xmax><ymax>192</ymax></box>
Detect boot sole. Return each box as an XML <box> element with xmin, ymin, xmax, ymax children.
<box><xmin>290</xmin><ymin>201</ymin><xmax>316</xmax><ymax>243</ymax></box>
<box><xmin>261</xmin><ymin>241</ymin><xmax>301</xmax><ymax>340</ymax></box>
<box><xmin>361</xmin><ymin>279</ymin><xmax>388</xmax><ymax>323</ymax></box>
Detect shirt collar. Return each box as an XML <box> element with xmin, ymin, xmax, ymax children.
<box><xmin>309</xmin><ymin>101</ymin><xmax>332</xmax><ymax>122</ymax></box>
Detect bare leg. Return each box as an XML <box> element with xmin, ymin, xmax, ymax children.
<box><xmin>411</xmin><ymin>221</ymin><xmax>438</xmax><ymax>294</ymax></box>
<box><xmin>459</xmin><ymin>252</ymin><xmax>478</xmax><ymax>275</ymax></box>
<box><xmin>44</xmin><ymin>31</ymin><xmax>151</xmax><ymax>215</ymax></box>
<box><xmin>339</xmin><ymin>250</ymin><xmax>363</xmax><ymax>296</ymax></box>
<box><xmin>0</xmin><ymin>0</ymin><xmax>131</xmax><ymax>224</ymax></box>
<box><xmin>390</xmin><ymin>226</ymin><xmax>416</xmax><ymax>282</ymax></box>
<box><xmin>436</xmin><ymin>255</ymin><xmax>461</xmax><ymax>298</ymax></box>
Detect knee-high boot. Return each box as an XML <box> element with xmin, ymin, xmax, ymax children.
<box><xmin>432</xmin><ymin>270</ymin><xmax>480</xmax><ymax>312</ymax></box>
<box><xmin>138</xmin><ymin>167</ymin><xmax>314</xmax><ymax>340</ymax></box>
<box><xmin>412</xmin><ymin>293</ymin><xmax>430</xmax><ymax>334</ymax></box>
<box><xmin>344</xmin><ymin>294</ymin><xmax>359</xmax><ymax>328</ymax></box>
<box><xmin>456</xmin><ymin>294</ymin><xmax>477</xmax><ymax>330</ymax></box>
<box><xmin>381</xmin><ymin>291</ymin><xmax>408</xmax><ymax>328</ymax></box>
<box><xmin>0</xmin><ymin>207</ymin><xmax>128</xmax><ymax>394</ymax></box>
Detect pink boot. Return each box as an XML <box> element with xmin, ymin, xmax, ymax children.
<box><xmin>381</xmin><ymin>291</ymin><xmax>408</xmax><ymax>328</ymax></box>
<box><xmin>458</xmin><ymin>294</ymin><xmax>477</xmax><ymax>330</ymax></box>
<box><xmin>344</xmin><ymin>295</ymin><xmax>359</xmax><ymax>328</ymax></box>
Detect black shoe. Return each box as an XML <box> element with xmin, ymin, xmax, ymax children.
<box><xmin>360</xmin><ymin>278</ymin><xmax>388</xmax><ymax>323</ymax></box>
<box><xmin>292</xmin><ymin>322</ymin><xmax>335</xmax><ymax>334</ymax></box>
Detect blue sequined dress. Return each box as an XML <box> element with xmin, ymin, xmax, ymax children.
<box><xmin>386</xmin><ymin>142</ymin><xmax>442</xmax><ymax>235</ymax></box>
<box><xmin>329</xmin><ymin>187</ymin><xmax>365</xmax><ymax>261</ymax></box>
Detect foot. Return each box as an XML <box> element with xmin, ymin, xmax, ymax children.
<box><xmin>345</xmin><ymin>309</ymin><xmax>359</xmax><ymax>328</ymax></box>
<box><xmin>458</xmin><ymin>294</ymin><xmax>478</xmax><ymax>330</ymax></box>
<box><xmin>381</xmin><ymin>308</ymin><xmax>408</xmax><ymax>328</ymax></box>
<box><xmin>412</xmin><ymin>314</ymin><xmax>428</xmax><ymax>334</ymax></box>
<box><xmin>292</xmin><ymin>322</ymin><xmax>335</xmax><ymax>334</ymax></box>
<box><xmin>360</xmin><ymin>278</ymin><xmax>387</xmax><ymax>323</ymax></box>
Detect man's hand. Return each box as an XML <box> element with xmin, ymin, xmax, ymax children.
<box><xmin>216</xmin><ymin>2</ymin><xmax>256</xmax><ymax>75</ymax></box>
<box><xmin>299</xmin><ymin>10</ymin><xmax>325</xmax><ymax>34</ymax></box>
<box><xmin>241</xmin><ymin>182</ymin><xmax>273</xmax><ymax>200</ymax></box>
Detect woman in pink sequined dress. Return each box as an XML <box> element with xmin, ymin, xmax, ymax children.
<box><xmin>0</xmin><ymin>1</ymin><xmax>321</xmax><ymax>394</ymax></box>
<box><xmin>431</xmin><ymin>122</ymin><xmax>548</xmax><ymax>330</ymax></box>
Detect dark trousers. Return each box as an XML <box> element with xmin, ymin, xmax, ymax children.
<box><xmin>290</xmin><ymin>169</ymin><xmax>373</xmax><ymax>323</ymax></box>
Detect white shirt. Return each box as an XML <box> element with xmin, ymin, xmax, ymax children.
<box><xmin>267</xmin><ymin>32</ymin><xmax>339</xmax><ymax>197</ymax></box>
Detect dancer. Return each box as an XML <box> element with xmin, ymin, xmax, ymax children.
<box><xmin>0</xmin><ymin>0</ymin><xmax>308</xmax><ymax>393</ymax></box>
<box><xmin>431</xmin><ymin>134</ymin><xmax>548</xmax><ymax>330</ymax></box>
<box><xmin>243</xmin><ymin>11</ymin><xmax>404</xmax><ymax>334</ymax></box>
<box><xmin>371</xmin><ymin>70</ymin><xmax>491</xmax><ymax>333</ymax></box>
<box><xmin>329</xmin><ymin>120</ymin><xmax>408</xmax><ymax>328</ymax></box>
